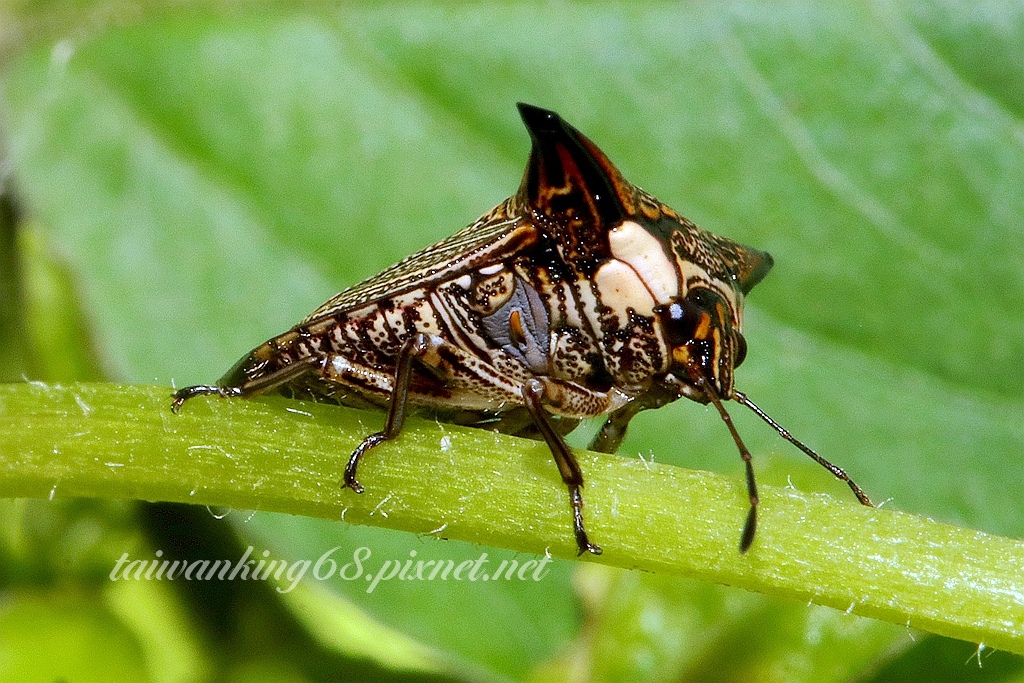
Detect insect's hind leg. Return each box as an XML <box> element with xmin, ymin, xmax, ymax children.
<box><xmin>171</xmin><ymin>355</ymin><xmax>324</xmax><ymax>413</ymax></box>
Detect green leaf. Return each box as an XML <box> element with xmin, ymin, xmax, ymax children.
<box><xmin>0</xmin><ymin>190</ymin><xmax>26</xmax><ymax>382</ymax></box>
<box><xmin>535</xmin><ymin>566</ymin><xmax>904</xmax><ymax>683</ymax></box>
<box><xmin>0</xmin><ymin>591</ymin><xmax>149</xmax><ymax>682</ymax></box>
<box><xmin>3</xmin><ymin>1</ymin><xmax>1024</xmax><ymax>680</ymax></box>
<box><xmin>241</xmin><ymin>514</ymin><xmax>579</xmax><ymax>679</ymax></box>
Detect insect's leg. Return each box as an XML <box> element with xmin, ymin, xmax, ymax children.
<box><xmin>589</xmin><ymin>383</ymin><xmax>679</xmax><ymax>453</ymax></box>
<box><xmin>339</xmin><ymin>334</ymin><xmax>430</xmax><ymax>494</ymax></box>
<box><xmin>491</xmin><ymin>411</ymin><xmax>579</xmax><ymax>442</ymax></box>
<box><xmin>732</xmin><ymin>390</ymin><xmax>873</xmax><ymax>507</ymax></box>
<box><xmin>171</xmin><ymin>355</ymin><xmax>322</xmax><ymax>413</ymax></box>
<box><xmin>521</xmin><ymin>378</ymin><xmax>603</xmax><ymax>556</ymax></box>
<box><xmin>683</xmin><ymin>362</ymin><xmax>760</xmax><ymax>552</ymax></box>
<box><xmin>588</xmin><ymin>403</ymin><xmax>644</xmax><ymax>454</ymax></box>
<box><xmin>336</xmin><ymin>336</ymin><xmax>588</xmax><ymax>491</ymax></box>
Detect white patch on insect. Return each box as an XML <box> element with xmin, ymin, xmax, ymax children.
<box><xmin>576</xmin><ymin>283</ymin><xmax>600</xmax><ymax>321</ymax></box>
<box><xmin>411</xmin><ymin>298</ymin><xmax>439</xmax><ymax>334</ymax></box>
<box><xmin>370</xmin><ymin>311</ymin><xmax>391</xmax><ymax>345</ymax></box>
<box><xmin>609</xmin><ymin>221</ymin><xmax>679</xmax><ymax>303</ymax></box>
<box><xmin>383</xmin><ymin>306</ymin><xmax>406</xmax><ymax>335</ymax></box>
<box><xmin>332</xmin><ymin>356</ymin><xmax>354</xmax><ymax>375</ymax></box>
<box><xmin>592</xmin><ymin>259</ymin><xmax>656</xmax><ymax>320</ymax></box>
<box><xmin>608</xmin><ymin>387</ymin><xmax>632</xmax><ymax>412</ymax></box>
<box><xmin>557</xmin><ymin>281</ymin><xmax>583</xmax><ymax>328</ymax></box>
<box><xmin>478</xmin><ymin>263</ymin><xmax>504</xmax><ymax>276</ymax></box>
<box><xmin>455</xmin><ymin>274</ymin><xmax>473</xmax><ymax>289</ymax></box>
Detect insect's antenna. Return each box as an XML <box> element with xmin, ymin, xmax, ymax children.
<box><xmin>732</xmin><ymin>390</ymin><xmax>873</xmax><ymax>507</ymax></box>
<box><xmin>683</xmin><ymin>363</ymin><xmax>759</xmax><ymax>552</ymax></box>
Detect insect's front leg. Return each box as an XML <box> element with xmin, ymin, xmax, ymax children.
<box><xmin>589</xmin><ymin>382</ymin><xmax>680</xmax><ymax>453</ymax></box>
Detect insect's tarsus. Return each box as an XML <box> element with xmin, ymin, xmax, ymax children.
<box><xmin>171</xmin><ymin>384</ymin><xmax>241</xmax><ymax>413</ymax></box>
<box><xmin>732</xmin><ymin>390</ymin><xmax>874</xmax><ymax>508</ymax></box>
<box><xmin>172</xmin><ymin>355</ymin><xmax>325</xmax><ymax>413</ymax></box>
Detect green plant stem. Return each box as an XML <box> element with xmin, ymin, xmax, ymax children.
<box><xmin>1</xmin><ymin>382</ymin><xmax>1021</xmax><ymax>652</ymax></box>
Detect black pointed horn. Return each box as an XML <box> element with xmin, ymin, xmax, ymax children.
<box><xmin>515</xmin><ymin>103</ymin><xmax>634</xmax><ymax>227</ymax></box>
<box><xmin>734</xmin><ymin>246</ymin><xmax>774</xmax><ymax>295</ymax></box>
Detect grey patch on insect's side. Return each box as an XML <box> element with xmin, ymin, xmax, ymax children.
<box><xmin>481</xmin><ymin>276</ymin><xmax>551</xmax><ymax>374</ymax></box>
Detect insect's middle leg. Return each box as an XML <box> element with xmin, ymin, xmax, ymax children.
<box><xmin>329</xmin><ymin>332</ymin><xmax>539</xmax><ymax>492</ymax></box>
<box><xmin>329</xmin><ymin>332</ymin><xmax>618</xmax><ymax>556</ymax></box>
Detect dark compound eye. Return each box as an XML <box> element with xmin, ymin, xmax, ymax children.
<box><xmin>734</xmin><ymin>331</ymin><xmax>748</xmax><ymax>367</ymax></box>
<box><xmin>687</xmin><ymin>287</ymin><xmax>716</xmax><ymax>309</ymax></box>
<box><xmin>655</xmin><ymin>298</ymin><xmax>700</xmax><ymax>347</ymax></box>
<box><xmin>655</xmin><ymin>287</ymin><xmax>728</xmax><ymax>348</ymax></box>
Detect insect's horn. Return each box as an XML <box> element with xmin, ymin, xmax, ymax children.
<box><xmin>733</xmin><ymin>246</ymin><xmax>774</xmax><ymax>295</ymax></box>
<box><xmin>515</xmin><ymin>103</ymin><xmax>634</xmax><ymax>228</ymax></box>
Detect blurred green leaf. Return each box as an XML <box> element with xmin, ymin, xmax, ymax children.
<box><xmin>18</xmin><ymin>222</ymin><xmax>106</xmax><ymax>381</ymax></box>
<box><xmin>105</xmin><ymin>575</ymin><xmax>214</xmax><ymax>683</ymax></box>
<box><xmin>2</xmin><ymin>1</ymin><xmax>1023</xmax><ymax>681</ymax></box>
<box><xmin>0</xmin><ymin>189</ymin><xmax>26</xmax><ymax>382</ymax></box>
<box><xmin>535</xmin><ymin>565</ymin><xmax>903</xmax><ymax>683</ymax></box>
<box><xmin>243</xmin><ymin>514</ymin><xmax>579</xmax><ymax>679</ymax></box>
<box><xmin>0</xmin><ymin>592</ymin><xmax>149</xmax><ymax>682</ymax></box>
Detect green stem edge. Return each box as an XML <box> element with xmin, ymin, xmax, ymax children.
<box><xmin>1</xmin><ymin>382</ymin><xmax>1021</xmax><ymax>653</ymax></box>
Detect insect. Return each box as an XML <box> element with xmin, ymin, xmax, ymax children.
<box><xmin>172</xmin><ymin>103</ymin><xmax>873</xmax><ymax>556</ymax></box>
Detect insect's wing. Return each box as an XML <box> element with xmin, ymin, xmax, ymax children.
<box><xmin>307</xmin><ymin>104</ymin><xmax>627</xmax><ymax>324</ymax></box>
<box><xmin>301</xmin><ymin>202</ymin><xmax>537</xmax><ymax>323</ymax></box>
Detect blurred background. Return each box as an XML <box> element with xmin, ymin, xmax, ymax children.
<box><xmin>1</xmin><ymin>1</ymin><xmax>1023</xmax><ymax>681</ymax></box>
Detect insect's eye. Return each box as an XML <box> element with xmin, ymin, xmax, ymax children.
<box><xmin>734</xmin><ymin>331</ymin><xmax>748</xmax><ymax>367</ymax></box>
<box><xmin>686</xmin><ymin>287</ymin><xmax>715</xmax><ymax>310</ymax></box>
<box><xmin>654</xmin><ymin>296</ymin><xmax>702</xmax><ymax>347</ymax></box>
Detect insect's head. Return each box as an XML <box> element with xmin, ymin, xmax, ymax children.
<box><xmin>655</xmin><ymin>286</ymin><xmax>746</xmax><ymax>401</ymax></box>
<box><xmin>514</xmin><ymin>102</ymin><xmax>773</xmax><ymax>401</ymax></box>
<box><xmin>657</xmin><ymin>218</ymin><xmax>774</xmax><ymax>402</ymax></box>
